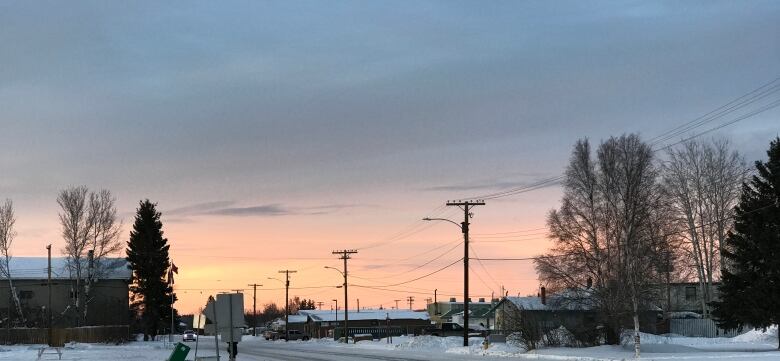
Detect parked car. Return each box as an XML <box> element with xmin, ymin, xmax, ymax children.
<box><xmin>263</xmin><ymin>330</ymin><xmax>279</xmax><ymax>340</ymax></box>
<box><xmin>182</xmin><ymin>330</ymin><xmax>197</xmax><ymax>342</ymax></box>
<box><xmin>279</xmin><ymin>330</ymin><xmax>309</xmax><ymax>341</ymax></box>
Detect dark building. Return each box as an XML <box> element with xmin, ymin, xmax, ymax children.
<box><xmin>297</xmin><ymin>309</ymin><xmax>431</xmax><ymax>339</ymax></box>
<box><xmin>0</xmin><ymin>257</ymin><xmax>131</xmax><ymax>327</ymax></box>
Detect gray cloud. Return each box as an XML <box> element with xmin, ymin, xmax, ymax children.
<box><xmin>163</xmin><ymin>201</ymin><xmax>362</xmax><ymax>218</ymax></box>
<box><xmin>205</xmin><ymin>204</ymin><xmax>291</xmax><ymax>217</ymax></box>
<box><xmin>166</xmin><ymin>201</ymin><xmax>236</xmax><ymax>216</ymax></box>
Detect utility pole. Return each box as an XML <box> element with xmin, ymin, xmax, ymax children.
<box><xmin>394</xmin><ymin>299</ymin><xmax>401</xmax><ymax>310</ymax></box>
<box><xmin>316</xmin><ymin>301</ymin><xmax>324</xmax><ymax>310</ymax></box>
<box><xmin>434</xmin><ymin>289</ymin><xmax>438</xmax><ymax>315</ymax></box>
<box><xmin>406</xmin><ymin>296</ymin><xmax>414</xmax><ymax>310</ymax></box>
<box><xmin>446</xmin><ymin>199</ymin><xmax>485</xmax><ymax>347</ymax></box>
<box><xmin>247</xmin><ymin>283</ymin><xmax>262</xmax><ymax>336</ymax></box>
<box><xmin>46</xmin><ymin>244</ymin><xmax>52</xmax><ymax>347</ymax></box>
<box><xmin>278</xmin><ymin>270</ymin><xmax>297</xmax><ymax>342</ymax></box>
<box><xmin>332</xmin><ymin>250</ymin><xmax>357</xmax><ymax>342</ymax></box>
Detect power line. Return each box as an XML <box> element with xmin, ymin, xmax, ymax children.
<box><xmin>470</xmin><ymin>201</ymin><xmax>778</xmax><ymax>262</ymax></box>
<box><xmin>456</xmin><ymin>77</ymin><xmax>780</xmax><ymax>203</ymax></box>
<box><xmin>353</xmin><ymin>241</ymin><xmax>462</xmax><ymax>281</ymax></box>
<box><xmin>352</xmin><ymin>257</ymin><xmax>462</xmax><ymax>288</ymax></box>
<box><xmin>653</xmin><ymin>98</ymin><xmax>780</xmax><ymax>152</ymax></box>
<box><xmin>649</xmin><ymin>77</ymin><xmax>780</xmax><ymax>145</ymax></box>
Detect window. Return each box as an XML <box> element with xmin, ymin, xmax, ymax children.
<box><xmin>685</xmin><ymin>286</ymin><xmax>697</xmax><ymax>301</ymax></box>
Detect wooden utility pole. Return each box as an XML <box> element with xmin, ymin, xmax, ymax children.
<box><xmin>47</xmin><ymin>245</ymin><xmax>52</xmax><ymax>346</ymax></box>
<box><xmin>446</xmin><ymin>200</ymin><xmax>485</xmax><ymax>347</ymax></box>
<box><xmin>316</xmin><ymin>301</ymin><xmax>324</xmax><ymax>310</ymax></box>
<box><xmin>406</xmin><ymin>296</ymin><xmax>414</xmax><ymax>310</ymax></box>
<box><xmin>278</xmin><ymin>270</ymin><xmax>296</xmax><ymax>341</ymax></box>
<box><xmin>332</xmin><ymin>250</ymin><xmax>357</xmax><ymax>342</ymax></box>
<box><xmin>393</xmin><ymin>299</ymin><xmax>401</xmax><ymax>310</ymax></box>
<box><xmin>247</xmin><ymin>283</ymin><xmax>262</xmax><ymax>336</ymax></box>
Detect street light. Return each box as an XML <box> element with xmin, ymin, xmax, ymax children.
<box><xmin>268</xmin><ymin>275</ymin><xmax>292</xmax><ymax>342</ymax></box>
<box><xmin>423</xmin><ymin>215</ymin><xmax>473</xmax><ymax>347</ymax></box>
<box><xmin>325</xmin><ymin>266</ymin><xmax>349</xmax><ymax>343</ymax></box>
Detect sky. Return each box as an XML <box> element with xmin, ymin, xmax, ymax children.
<box><xmin>1</xmin><ymin>1</ymin><xmax>779</xmax><ymax>314</ymax></box>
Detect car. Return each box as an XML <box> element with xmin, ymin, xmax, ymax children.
<box><xmin>182</xmin><ymin>330</ymin><xmax>197</xmax><ymax>342</ymax></box>
<box><xmin>279</xmin><ymin>330</ymin><xmax>309</xmax><ymax>341</ymax></box>
<box><xmin>263</xmin><ymin>330</ymin><xmax>279</xmax><ymax>340</ymax></box>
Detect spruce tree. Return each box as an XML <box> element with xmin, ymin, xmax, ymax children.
<box><xmin>126</xmin><ymin>200</ymin><xmax>176</xmax><ymax>340</ymax></box>
<box><xmin>712</xmin><ymin>137</ymin><xmax>780</xmax><ymax>348</ymax></box>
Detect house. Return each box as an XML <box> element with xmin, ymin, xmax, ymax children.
<box><xmin>426</xmin><ymin>297</ymin><xmax>493</xmax><ymax>325</ymax></box>
<box><xmin>657</xmin><ymin>282</ymin><xmax>720</xmax><ymax>315</ymax></box>
<box><xmin>297</xmin><ymin>309</ymin><xmax>430</xmax><ymax>339</ymax></box>
<box><xmin>0</xmin><ymin>257</ymin><xmax>131</xmax><ymax>327</ymax></box>
<box><xmin>491</xmin><ymin>288</ymin><xmax>661</xmax><ymax>337</ymax></box>
<box><xmin>450</xmin><ymin>306</ymin><xmax>496</xmax><ymax>330</ymax></box>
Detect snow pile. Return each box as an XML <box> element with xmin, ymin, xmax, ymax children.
<box><xmin>732</xmin><ymin>325</ymin><xmax>778</xmax><ymax>344</ymax></box>
<box><xmin>393</xmin><ymin>335</ymin><xmax>467</xmax><ymax>351</ymax></box>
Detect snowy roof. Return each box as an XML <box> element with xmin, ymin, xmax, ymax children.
<box><xmin>500</xmin><ymin>295</ymin><xmax>594</xmax><ymax>312</ymax></box>
<box><xmin>8</xmin><ymin>257</ymin><xmax>131</xmax><ymax>280</ymax></box>
<box><xmin>280</xmin><ymin>315</ymin><xmax>308</xmax><ymax>324</ymax></box>
<box><xmin>298</xmin><ymin>309</ymin><xmax>430</xmax><ymax>322</ymax></box>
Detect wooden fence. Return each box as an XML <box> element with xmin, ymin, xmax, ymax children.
<box><xmin>332</xmin><ymin>326</ymin><xmax>422</xmax><ymax>340</ymax></box>
<box><xmin>0</xmin><ymin>326</ymin><xmax>129</xmax><ymax>346</ymax></box>
<box><xmin>669</xmin><ymin>319</ymin><xmax>745</xmax><ymax>338</ymax></box>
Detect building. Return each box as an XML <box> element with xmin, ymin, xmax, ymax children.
<box><xmin>426</xmin><ymin>297</ymin><xmax>493</xmax><ymax>325</ymax></box>
<box><xmin>659</xmin><ymin>282</ymin><xmax>721</xmax><ymax>315</ymax></box>
<box><xmin>491</xmin><ymin>288</ymin><xmax>661</xmax><ymax>337</ymax></box>
<box><xmin>297</xmin><ymin>309</ymin><xmax>431</xmax><ymax>339</ymax></box>
<box><xmin>0</xmin><ymin>257</ymin><xmax>131</xmax><ymax>327</ymax></box>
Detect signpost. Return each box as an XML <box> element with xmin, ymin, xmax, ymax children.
<box><xmin>204</xmin><ymin>293</ymin><xmax>244</xmax><ymax>361</ymax></box>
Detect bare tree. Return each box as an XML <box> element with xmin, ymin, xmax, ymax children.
<box><xmin>662</xmin><ymin>139</ymin><xmax>745</xmax><ymax>317</ymax></box>
<box><xmin>83</xmin><ymin>189</ymin><xmax>123</xmax><ymax>321</ymax></box>
<box><xmin>58</xmin><ymin>186</ymin><xmax>123</xmax><ymax>325</ymax></box>
<box><xmin>0</xmin><ymin>199</ymin><xmax>24</xmax><ymax>324</ymax></box>
<box><xmin>58</xmin><ymin>186</ymin><xmax>92</xmax><ymax>326</ymax></box>
<box><xmin>536</xmin><ymin>134</ymin><xmax>669</xmax><ymax>355</ymax></box>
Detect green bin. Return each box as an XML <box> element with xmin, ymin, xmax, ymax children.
<box><xmin>166</xmin><ymin>342</ymin><xmax>191</xmax><ymax>361</ymax></box>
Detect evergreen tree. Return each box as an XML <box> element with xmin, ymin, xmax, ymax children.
<box><xmin>126</xmin><ymin>200</ymin><xmax>176</xmax><ymax>340</ymax></box>
<box><xmin>712</xmin><ymin>137</ymin><xmax>780</xmax><ymax>348</ymax></box>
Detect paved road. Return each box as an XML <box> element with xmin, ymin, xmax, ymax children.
<box><xmin>190</xmin><ymin>337</ymin><xmax>510</xmax><ymax>361</ymax></box>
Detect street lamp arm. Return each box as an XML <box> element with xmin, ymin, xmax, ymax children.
<box><xmin>422</xmin><ymin>217</ymin><xmax>463</xmax><ymax>229</ymax></box>
<box><xmin>324</xmin><ymin>266</ymin><xmax>345</xmax><ymax>276</ymax></box>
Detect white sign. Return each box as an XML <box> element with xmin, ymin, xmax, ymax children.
<box><xmin>216</xmin><ymin>293</ymin><xmax>245</xmax><ymax>328</ymax></box>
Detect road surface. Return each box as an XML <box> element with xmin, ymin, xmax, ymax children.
<box><xmin>190</xmin><ymin>336</ymin><xmax>511</xmax><ymax>361</ymax></box>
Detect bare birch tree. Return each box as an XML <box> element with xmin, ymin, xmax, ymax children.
<box><xmin>0</xmin><ymin>199</ymin><xmax>24</xmax><ymax>324</ymax></box>
<box><xmin>662</xmin><ymin>139</ymin><xmax>745</xmax><ymax>317</ymax></box>
<box><xmin>58</xmin><ymin>186</ymin><xmax>92</xmax><ymax>326</ymax></box>
<box><xmin>83</xmin><ymin>189</ymin><xmax>123</xmax><ymax>322</ymax></box>
<box><xmin>536</xmin><ymin>134</ymin><xmax>670</xmax><ymax>354</ymax></box>
<box><xmin>58</xmin><ymin>186</ymin><xmax>124</xmax><ymax>325</ymax></box>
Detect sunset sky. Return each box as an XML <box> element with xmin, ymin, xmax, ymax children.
<box><xmin>2</xmin><ymin>1</ymin><xmax>779</xmax><ymax>314</ymax></box>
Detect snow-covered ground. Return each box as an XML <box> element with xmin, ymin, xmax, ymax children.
<box><xmin>3</xmin><ymin>327</ymin><xmax>778</xmax><ymax>360</ymax></box>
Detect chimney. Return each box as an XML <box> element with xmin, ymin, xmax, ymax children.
<box><xmin>541</xmin><ymin>287</ymin><xmax>547</xmax><ymax>305</ymax></box>
<box><xmin>586</xmin><ymin>277</ymin><xmax>593</xmax><ymax>289</ymax></box>
<box><xmin>449</xmin><ymin>297</ymin><xmax>456</xmax><ymax>303</ymax></box>
<box><xmin>478</xmin><ymin>298</ymin><xmax>485</xmax><ymax>303</ymax></box>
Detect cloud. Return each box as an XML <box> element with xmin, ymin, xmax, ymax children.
<box><xmin>167</xmin><ymin>201</ymin><xmax>236</xmax><ymax>216</ymax></box>
<box><xmin>205</xmin><ymin>204</ymin><xmax>291</xmax><ymax>217</ymax></box>
<box><xmin>164</xmin><ymin>201</ymin><xmax>363</xmax><ymax>219</ymax></box>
